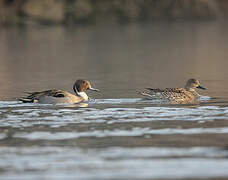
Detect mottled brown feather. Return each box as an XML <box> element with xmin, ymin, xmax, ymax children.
<box><xmin>138</xmin><ymin>79</ymin><xmax>206</xmax><ymax>104</ymax></box>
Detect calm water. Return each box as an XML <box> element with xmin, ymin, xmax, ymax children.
<box><xmin>1</xmin><ymin>22</ymin><xmax>228</xmax><ymax>180</ymax></box>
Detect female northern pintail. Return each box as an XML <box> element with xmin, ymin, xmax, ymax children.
<box><xmin>138</xmin><ymin>79</ymin><xmax>206</xmax><ymax>104</ymax></box>
<box><xmin>19</xmin><ymin>79</ymin><xmax>99</xmax><ymax>104</ymax></box>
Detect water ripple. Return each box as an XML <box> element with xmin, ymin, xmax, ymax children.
<box><xmin>0</xmin><ymin>147</ymin><xmax>228</xmax><ymax>180</ymax></box>
<box><xmin>12</xmin><ymin>127</ymin><xmax>228</xmax><ymax>140</ymax></box>
<box><xmin>0</xmin><ymin>103</ymin><xmax>228</xmax><ymax>128</ymax></box>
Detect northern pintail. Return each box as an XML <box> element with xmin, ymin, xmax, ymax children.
<box><xmin>19</xmin><ymin>79</ymin><xmax>99</xmax><ymax>104</ymax></box>
<box><xmin>137</xmin><ymin>79</ymin><xmax>206</xmax><ymax>104</ymax></box>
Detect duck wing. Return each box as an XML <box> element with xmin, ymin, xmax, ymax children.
<box><xmin>19</xmin><ymin>89</ymin><xmax>67</xmax><ymax>103</ymax></box>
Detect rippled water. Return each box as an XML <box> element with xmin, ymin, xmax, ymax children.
<box><xmin>1</xmin><ymin>22</ymin><xmax>228</xmax><ymax>179</ymax></box>
<box><xmin>1</xmin><ymin>98</ymin><xmax>228</xmax><ymax>179</ymax></box>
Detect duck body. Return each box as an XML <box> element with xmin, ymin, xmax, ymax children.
<box><xmin>138</xmin><ymin>79</ymin><xmax>206</xmax><ymax>104</ymax></box>
<box><xmin>19</xmin><ymin>79</ymin><xmax>99</xmax><ymax>104</ymax></box>
<box><xmin>20</xmin><ymin>89</ymin><xmax>87</xmax><ymax>104</ymax></box>
<box><xmin>141</xmin><ymin>88</ymin><xmax>198</xmax><ymax>104</ymax></box>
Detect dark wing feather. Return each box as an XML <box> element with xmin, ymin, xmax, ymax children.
<box><xmin>145</xmin><ymin>88</ymin><xmax>163</xmax><ymax>93</ymax></box>
<box><xmin>19</xmin><ymin>89</ymin><xmax>66</xmax><ymax>103</ymax></box>
<box><xmin>146</xmin><ymin>88</ymin><xmax>184</xmax><ymax>93</ymax></box>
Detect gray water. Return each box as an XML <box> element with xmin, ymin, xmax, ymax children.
<box><xmin>1</xmin><ymin>22</ymin><xmax>228</xmax><ymax>180</ymax></box>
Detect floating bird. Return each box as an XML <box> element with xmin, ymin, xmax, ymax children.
<box><xmin>19</xmin><ymin>79</ymin><xmax>99</xmax><ymax>104</ymax></box>
<box><xmin>137</xmin><ymin>79</ymin><xmax>206</xmax><ymax>104</ymax></box>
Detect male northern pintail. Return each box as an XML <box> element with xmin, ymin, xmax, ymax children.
<box><xmin>19</xmin><ymin>79</ymin><xmax>99</xmax><ymax>104</ymax></box>
<box><xmin>137</xmin><ymin>79</ymin><xmax>206</xmax><ymax>104</ymax></box>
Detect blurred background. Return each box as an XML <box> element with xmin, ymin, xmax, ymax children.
<box><xmin>1</xmin><ymin>0</ymin><xmax>228</xmax><ymax>25</ymax></box>
<box><xmin>0</xmin><ymin>0</ymin><xmax>228</xmax><ymax>99</ymax></box>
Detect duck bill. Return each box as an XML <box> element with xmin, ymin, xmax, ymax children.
<box><xmin>197</xmin><ymin>85</ymin><xmax>206</xmax><ymax>90</ymax></box>
<box><xmin>89</xmin><ymin>87</ymin><xmax>99</xmax><ymax>92</ymax></box>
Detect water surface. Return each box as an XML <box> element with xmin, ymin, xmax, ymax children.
<box><xmin>0</xmin><ymin>22</ymin><xmax>228</xmax><ymax>179</ymax></box>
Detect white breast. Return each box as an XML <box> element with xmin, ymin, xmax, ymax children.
<box><xmin>77</xmin><ymin>92</ymin><xmax>88</xmax><ymax>101</ymax></box>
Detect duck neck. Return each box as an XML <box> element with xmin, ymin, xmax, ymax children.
<box><xmin>73</xmin><ymin>86</ymin><xmax>88</xmax><ymax>101</ymax></box>
<box><xmin>185</xmin><ymin>86</ymin><xmax>200</xmax><ymax>97</ymax></box>
<box><xmin>184</xmin><ymin>84</ymin><xmax>190</xmax><ymax>90</ymax></box>
<box><xmin>191</xmin><ymin>89</ymin><xmax>200</xmax><ymax>97</ymax></box>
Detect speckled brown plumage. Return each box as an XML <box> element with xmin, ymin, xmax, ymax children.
<box><xmin>138</xmin><ymin>79</ymin><xmax>206</xmax><ymax>104</ymax></box>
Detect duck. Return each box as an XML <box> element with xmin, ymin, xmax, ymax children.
<box><xmin>137</xmin><ymin>78</ymin><xmax>206</xmax><ymax>104</ymax></box>
<box><xmin>19</xmin><ymin>79</ymin><xmax>99</xmax><ymax>104</ymax></box>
